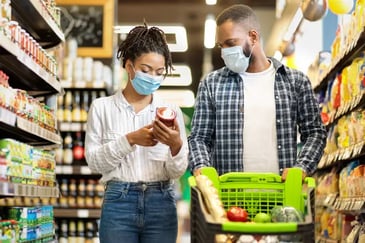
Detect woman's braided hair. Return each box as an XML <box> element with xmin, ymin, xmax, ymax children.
<box><xmin>117</xmin><ymin>22</ymin><xmax>173</xmax><ymax>76</ymax></box>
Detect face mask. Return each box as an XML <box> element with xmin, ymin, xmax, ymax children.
<box><xmin>131</xmin><ymin>70</ymin><xmax>163</xmax><ymax>95</ymax></box>
<box><xmin>221</xmin><ymin>45</ymin><xmax>254</xmax><ymax>73</ymax></box>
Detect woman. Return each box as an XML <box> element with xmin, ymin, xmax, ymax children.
<box><xmin>84</xmin><ymin>23</ymin><xmax>188</xmax><ymax>243</ymax></box>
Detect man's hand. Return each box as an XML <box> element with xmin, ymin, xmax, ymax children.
<box><xmin>281</xmin><ymin>168</ymin><xmax>307</xmax><ymax>181</ymax></box>
<box><xmin>126</xmin><ymin>124</ymin><xmax>158</xmax><ymax>147</ymax></box>
<box><xmin>193</xmin><ymin>168</ymin><xmax>202</xmax><ymax>176</ymax></box>
<box><xmin>152</xmin><ymin>118</ymin><xmax>182</xmax><ymax>156</ymax></box>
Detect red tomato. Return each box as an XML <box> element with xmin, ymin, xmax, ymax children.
<box><xmin>227</xmin><ymin>206</ymin><xmax>249</xmax><ymax>222</ymax></box>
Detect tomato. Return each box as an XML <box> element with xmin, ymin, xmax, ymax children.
<box><xmin>226</xmin><ymin>206</ymin><xmax>249</xmax><ymax>222</ymax></box>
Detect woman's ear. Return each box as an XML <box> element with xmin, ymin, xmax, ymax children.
<box><xmin>125</xmin><ymin>60</ymin><xmax>134</xmax><ymax>78</ymax></box>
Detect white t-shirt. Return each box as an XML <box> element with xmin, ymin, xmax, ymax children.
<box><xmin>241</xmin><ymin>61</ymin><xmax>279</xmax><ymax>173</ymax></box>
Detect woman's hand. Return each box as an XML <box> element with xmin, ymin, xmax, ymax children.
<box><xmin>126</xmin><ymin>124</ymin><xmax>158</xmax><ymax>147</ymax></box>
<box><xmin>152</xmin><ymin>118</ymin><xmax>182</xmax><ymax>156</ymax></box>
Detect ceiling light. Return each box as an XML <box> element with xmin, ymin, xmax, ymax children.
<box><xmin>204</xmin><ymin>14</ymin><xmax>216</xmax><ymax>49</ymax></box>
<box><xmin>114</xmin><ymin>25</ymin><xmax>188</xmax><ymax>52</ymax></box>
<box><xmin>206</xmin><ymin>0</ymin><xmax>217</xmax><ymax>5</ymax></box>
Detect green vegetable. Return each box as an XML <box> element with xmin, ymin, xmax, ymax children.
<box><xmin>271</xmin><ymin>206</ymin><xmax>304</xmax><ymax>223</ymax></box>
<box><xmin>253</xmin><ymin>213</ymin><xmax>271</xmax><ymax>223</ymax></box>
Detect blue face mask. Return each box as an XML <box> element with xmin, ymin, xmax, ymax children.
<box><xmin>221</xmin><ymin>45</ymin><xmax>254</xmax><ymax>73</ymax></box>
<box><xmin>131</xmin><ymin>70</ymin><xmax>163</xmax><ymax>95</ymax></box>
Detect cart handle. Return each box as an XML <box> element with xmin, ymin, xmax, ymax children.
<box><xmin>220</xmin><ymin>172</ymin><xmax>282</xmax><ymax>183</ymax></box>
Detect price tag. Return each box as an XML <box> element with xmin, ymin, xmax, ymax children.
<box><xmin>77</xmin><ymin>209</ymin><xmax>89</xmax><ymax>218</ymax></box>
<box><xmin>62</xmin><ymin>166</ymin><xmax>73</xmax><ymax>174</ymax></box>
<box><xmin>81</xmin><ymin>166</ymin><xmax>91</xmax><ymax>175</ymax></box>
<box><xmin>75</xmin><ymin>81</ymin><xmax>87</xmax><ymax>88</ymax></box>
<box><xmin>70</xmin><ymin>123</ymin><xmax>82</xmax><ymax>131</ymax></box>
<box><xmin>93</xmin><ymin>81</ymin><xmax>105</xmax><ymax>88</ymax></box>
<box><xmin>0</xmin><ymin>108</ymin><xmax>16</xmax><ymax>126</ymax></box>
<box><xmin>55</xmin><ymin>167</ymin><xmax>62</xmax><ymax>174</ymax></box>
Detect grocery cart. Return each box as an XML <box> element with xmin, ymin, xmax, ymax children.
<box><xmin>189</xmin><ymin>167</ymin><xmax>315</xmax><ymax>243</ymax></box>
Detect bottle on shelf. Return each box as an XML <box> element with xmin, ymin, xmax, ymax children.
<box><xmin>63</xmin><ymin>132</ymin><xmax>73</xmax><ymax>165</ymax></box>
<box><xmin>73</xmin><ymin>131</ymin><xmax>85</xmax><ymax>163</ymax></box>
<box><xmin>57</xmin><ymin>94</ymin><xmax>64</xmax><ymax>122</ymax></box>
<box><xmin>80</xmin><ymin>91</ymin><xmax>89</xmax><ymax>123</ymax></box>
<box><xmin>63</xmin><ymin>91</ymin><xmax>73</xmax><ymax>123</ymax></box>
<box><xmin>68</xmin><ymin>220</ymin><xmax>77</xmax><ymax>243</ymax></box>
<box><xmin>77</xmin><ymin>179</ymin><xmax>86</xmax><ymax>208</ymax></box>
<box><xmin>72</xmin><ymin>90</ymin><xmax>81</xmax><ymax>122</ymax></box>
<box><xmin>85</xmin><ymin>221</ymin><xmax>94</xmax><ymax>243</ymax></box>
<box><xmin>90</xmin><ymin>91</ymin><xmax>97</xmax><ymax>107</ymax></box>
<box><xmin>68</xmin><ymin>179</ymin><xmax>77</xmax><ymax>208</ymax></box>
<box><xmin>85</xmin><ymin>179</ymin><xmax>95</xmax><ymax>208</ymax></box>
<box><xmin>59</xmin><ymin>178</ymin><xmax>68</xmax><ymax>208</ymax></box>
<box><xmin>59</xmin><ymin>220</ymin><xmax>68</xmax><ymax>243</ymax></box>
<box><xmin>76</xmin><ymin>220</ymin><xmax>85</xmax><ymax>243</ymax></box>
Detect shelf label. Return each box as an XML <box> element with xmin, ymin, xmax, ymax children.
<box><xmin>77</xmin><ymin>209</ymin><xmax>89</xmax><ymax>218</ymax></box>
<box><xmin>80</xmin><ymin>166</ymin><xmax>91</xmax><ymax>175</ymax></box>
<box><xmin>0</xmin><ymin>108</ymin><xmax>16</xmax><ymax>126</ymax></box>
<box><xmin>62</xmin><ymin>166</ymin><xmax>73</xmax><ymax>174</ymax></box>
<box><xmin>75</xmin><ymin>81</ymin><xmax>87</xmax><ymax>88</ymax></box>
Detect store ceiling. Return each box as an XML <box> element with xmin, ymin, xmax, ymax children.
<box><xmin>117</xmin><ymin>0</ymin><xmax>277</xmax><ymax>93</ymax></box>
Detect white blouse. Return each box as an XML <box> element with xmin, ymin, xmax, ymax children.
<box><xmin>84</xmin><ymin>90</ymin><xmax>188</xmax><ymax>184</ymax></box>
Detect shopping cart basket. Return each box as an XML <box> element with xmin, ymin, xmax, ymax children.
<box><xmin>189</xmin><ymin>167</ymin><xmax>315</xmax><ymax>243</ymax></box>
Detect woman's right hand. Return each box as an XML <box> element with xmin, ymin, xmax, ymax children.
<box><xmin>126</xmin><ymin>124</ymin><xmax>158</xmax><ymax>147</ymax></box>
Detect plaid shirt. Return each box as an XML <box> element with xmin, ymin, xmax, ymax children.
<box><xmin>188</xmin><ymin>57</ymin><xmax>326</xmax><ymax>176</ymax></box>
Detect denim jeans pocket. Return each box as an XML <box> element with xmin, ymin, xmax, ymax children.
<box><xmin>104</xmin><ymin>182</ymin><xmax>128</xmax><ymax>202</ymax></box>
<box><xmin>163</xmin><ymin>186</ymin><xmax>176</xmax><ymax>203</ymax></box>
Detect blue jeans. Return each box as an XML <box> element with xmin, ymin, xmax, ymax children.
<box><xmin>99</xmin><ymin>180</ymin><xmax>177</xmax><ymax>243</ymax></box>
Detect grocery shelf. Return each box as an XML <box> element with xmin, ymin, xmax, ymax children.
<box><xmin>60</xmin><ymin>80</ymin><xmax>107</xmax><ymax>90</ymax></box>
<box><xmin>55</xmin><ymin>165</ymin><xmax>98</xmax><ymax>175</ymax></box>
<box><xmin>317</xmin><ymin>141</ymin><xmax>365</xmax><ymax>170</ymax></box>
<box><xmin>11</xmin><ymin>0</ymin><xmax>65</xmax><ymax>48</ymax></box>
<box><xmin>0</xmin><ymin>181</ymin><xmax>59</xmax><ymax>198</ymax></box>
<box><xmin>0</xmin><ymin>33</ymin><xmax>62</xmax><ymax>96</ymax></box>
<box><xmin>314</xmin><ymin>28</ymin><xmax>365</xmax><ymax>93</ymax></box>
<box><xmin>58</xmin><ymin>122</ymin><xmax>87</xmax><ymax>132</ymax></box>
<box><xmin>0</xmin><ymin>107</ymin><xmax>62</xmax><ymax>146</ymax></box>
<box><xmin>54</xmin><ymin>208</ymin><xmax>101</xmax><ymax>218</ymax></box>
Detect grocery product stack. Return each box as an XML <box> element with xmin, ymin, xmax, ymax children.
<box><xmin>0</xmin><ymin>0</ymin><xmax>65</xmax><ymax>242</ymax></box>
<box><xmin>311</xmin><ymin>0</ymin><xmax>365</xmax><ymax>242</ymax></box>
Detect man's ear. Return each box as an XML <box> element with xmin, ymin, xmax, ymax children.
<box><xmin>249</xmin><ymin>29</ymin><xmax>259</xmax><ymax>45</ymax></box>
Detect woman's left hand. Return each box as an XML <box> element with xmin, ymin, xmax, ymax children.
<box><xmin>152</xmin><ymin>118</ymin><xmax>182</xmax><ymax>156</ymax></box>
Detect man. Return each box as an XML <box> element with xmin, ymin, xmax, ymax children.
<box><xmin>188</xmin><ymin>4</ymin><xmax>326</xmax><ymax>180</ymax></box>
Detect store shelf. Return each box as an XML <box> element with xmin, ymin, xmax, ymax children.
<box><xmin>11</xmin><ymin>0</ymin><xmax>65</xmax><ymax>48</ymax></box>
<box><xmin>0</xmin><ymin>107</ymin><xmax>62</xmax><ymax>146</ymax></box>
<box><xmin>58</xmin><ymin>122</ymin><xmax>87</xmax><ymax>132</ymax></box>
<box><xmin>55</xmin><ymin>165</ymin><xmax>97</xmax><ymax>175</ymax></box>
<box><xmin>316</xmin><ymin>237</ymin><xmax>339</xmax><ymax>243</ymax></box>
<box><xmin>0</xmin><ymin>33</ymin><xmax>62</xmax><ymax>96</ymax></box>
<box><xmin>0</xmin><ymin>181</ymin><xmax>59</xmax><ymax>198</ymax></box>
<box><xmin>54</xmin><ymin>208</ymin><xmax>101</xmax><ymax>218</ymax></box>
<box><xmin>333</xmin><ymin>197</ymin><xmax>365</xmax><ymax>213</ymax></box>
<box><xmin>318</xmin><ymin>141</ymin><xmax>365</xmax><ymax>169</ymax></box>
<box><xmin>314</xmin><ymin>28</ymin><xmax>365</xmax><ymax>93</ymax></box>
<box><xmin>60</xmin><ymin>80</ymin><xmax>107</xmax><ymax>90</ymax></box>
<box><xmin>316</xmin><ymin>194</ymin><xmax>338</xmax><ymax>208</ymax></box>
